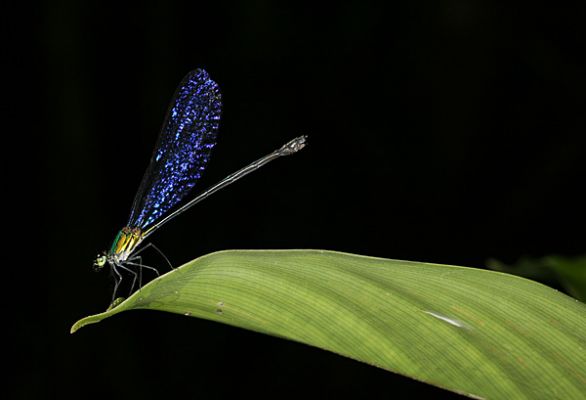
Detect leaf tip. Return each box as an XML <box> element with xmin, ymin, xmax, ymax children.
<box><xmin>70</xmin><ymin>315</ymin><xmax>100</xmax><ymax>334</ymax></box>
<box><xmin>70</xmin><ymin>298</ymin><xmax>128</xmax><ymax>334</ymax></box>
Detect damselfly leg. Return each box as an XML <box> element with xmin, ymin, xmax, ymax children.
<box><xmin>110</xmin><ymin>263</ymin><xmax>123</xmax><ymax>303</ymax></box>
<box><xmin>131</xmin><ymin>242</ymin><xmax>173</xmax><ymax>270</ymax></box>
<box><xmin>115</xmin><ymin>262</ymin><xmax>139</xmax><ymax>297</ymax></box>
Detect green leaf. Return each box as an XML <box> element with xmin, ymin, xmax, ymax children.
<box><xmin>72</xmin><ymin>250</ymin><xmax>586</xmax><ymax>399</ymax></box>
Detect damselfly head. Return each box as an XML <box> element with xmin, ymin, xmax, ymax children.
<box><xmin>92</xmin><ymin>253</ymin><xmax>107</xmax><ymax>272</ymax></box>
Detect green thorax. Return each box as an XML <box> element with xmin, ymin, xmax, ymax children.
<box><xmin>108</xmin><ymin>227</ymin><xmax>144</xmax><ymax>260</ymax></box>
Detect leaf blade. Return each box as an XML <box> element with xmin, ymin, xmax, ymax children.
<box><xmin>72</xmin><ymin>250</ymin><xmax>586</xmax><ymax>399</ymax></box>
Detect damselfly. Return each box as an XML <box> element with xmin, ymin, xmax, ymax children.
<box><xmin>92</xmin><ymin>69</ymin><xmax>307</xmax><ymax>303</ymax></box>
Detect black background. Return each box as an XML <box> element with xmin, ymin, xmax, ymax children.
<box><xmin>13</xmin><ymin>1</ymin><xmax>586</xmax><ymax>399</ymax></box>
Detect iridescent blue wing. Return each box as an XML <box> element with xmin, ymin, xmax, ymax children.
<box><xmin>127</xmin><ymin>69</ymin><xmax>222</xmax><ymax>230</ymax></box>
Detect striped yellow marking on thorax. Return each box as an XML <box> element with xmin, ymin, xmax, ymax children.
<box><xmin>109</xmin><ymin>227</ymin><xmax>144</xmax><ymax>259</ymax></box>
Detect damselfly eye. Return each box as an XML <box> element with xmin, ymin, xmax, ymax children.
<box><xmin>93</xmin><ymin>254</ymin><xmax>107</xmax><ymax>270</ymax></box>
